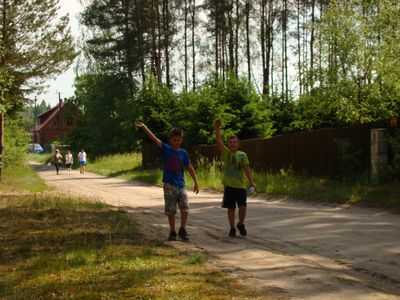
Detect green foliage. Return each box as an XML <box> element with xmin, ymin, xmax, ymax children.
<box><xmin>334</xmin><ymin>139</ymin><xmax>367</xmax><ymax>180</ymax></box>
<box><xmin>209</xmin><ymin>75</ymin><xmax>273</xmax><ymax>140</ymax></box>
<box><xmin>135</xmin><ymin>74</ymin><xmax>273</xmax><ymax>145</ymax></box>
<box><xmin>68</xmin><ymin>74</ymin><xmax>136</xmax><ymax>157</ymax></box>
<box><xmin>69</xmin><ymin>73</ymin><xmax>273</xmax><ymax>157</ymax></box>
<box><xmin>379</xmin><ymin>130</ymin><xmax>400</xmax><ymax>182</ymax></box>
<box><xmin>1</xmin><ymin>0</ymin><xmax>76</xmax><ymax>112</ymax></box>
<box><xmin>134</xmin><ymin>74</ymin><xmax>178</xmax><ymax>142</ymax></box>
<box><xmin>303</xmin><ymin>0</ymin><xmax>400</xmax><ymax>126</ymax></box>
<box><xmin>3</xmin><ymin>118</ymin><xmax>29</xmax><ymax>168</ymax></box>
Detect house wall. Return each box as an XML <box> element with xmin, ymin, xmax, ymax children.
<box><xmin>35</xmin><ymin>106</ymin><xmax>78</xmax><ymax>145</ymax></box>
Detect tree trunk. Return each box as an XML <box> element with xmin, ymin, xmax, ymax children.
<box><xmin>163</xmin><ymin>0</ymin><xmax>171</xmax><ymax>87</ymax></box>
<box><xmin>297</xmin><ymin>0</ymin><xmax>302</xmax><ymax>95</ymax></box>
<box><xmin>245</xmin><ymin>0</ymin><xmax>251</xmax><ymax>83</ymax></box>
<box><xmin>235</xmin><ymin>0</ymin><xmax>239</xmax><ymax>78</ymax></box>
<box><xmin>310</xmin><ymin>0</ymin><xmax>315</xmax><ymax>88</ymax></box>
<box><xmin>281</xmin><ymin>2</ymin><xmax>285</xmax><ymax>98</ymax></box>
<box><xmin>261</xmin><ymin>0</ymin><xmax>266</xmax><ymax>93</ymax></box>
<box><xmin>0</xmin><ymin>113</ymin><xmax>4</xmax><ymax>181</ymax></box>
<box><xmin>191</xmin><ymin>0</ymin><xmax>196</xmax><ymax>90</ymax></box>
<box><xmin>184</xmin><ymin>0</ymin><xmax>188</xmax><ymax>91</ymax></box>
<box><xmin>284</xmin><ymin>0</ymin><xmax>288</xmax><ymax>100</ymax></box>
<box><xmin>0</xmin><ymin>0</ymin><xmax>8</xmax><ymax>181</ymax></box>
<box><xmin>215</xmin><ymin>1</ymin><xmax>219</xmax><ymax>79</ymax></box>
<box><xmin>156</xmin><ymin>0</ymin><xmax>162</xmax><ymax>84</ymax></box>
<box><xmin>124</xmin><ymin>0</ymin><xmax>134</xmax><ymax>96</ymax></box>
<box><xmin>267</xmin><ymin>0</ymin><xmax>273</xmax><ymax>95</ymax></box>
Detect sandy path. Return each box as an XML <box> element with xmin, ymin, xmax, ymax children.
<box><xmin>32</xmin><ymin>162</ymin><xmax>400</xmax><ymax>299</ymax></box>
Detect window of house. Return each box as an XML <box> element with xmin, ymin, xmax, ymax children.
<box><xmin>67</xmin><ymin>117</ymin><xmax>73</xmax><ymax>126</ymax></box>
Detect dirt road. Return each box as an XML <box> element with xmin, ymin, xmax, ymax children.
<box><xmin>33</xmin><ymin>162</ymin><xmax>400</xmax><ymax>299</ymax></box>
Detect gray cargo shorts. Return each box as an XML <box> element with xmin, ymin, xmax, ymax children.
<box><xmin>163</xmin><ymin>183</ymin><xmax>189</xmax><ymax>216</ymax></box>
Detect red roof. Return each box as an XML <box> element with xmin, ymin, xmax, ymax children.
<box><xmin>33</xmin><ymin>102</ymin><xmax>64</xmax><ymax>132</ymax></box>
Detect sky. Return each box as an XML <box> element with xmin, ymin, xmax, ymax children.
<box><xmin>37</xmin><ymin>0</ymin><xmax>84</xmax><ymax>107</ymax></box>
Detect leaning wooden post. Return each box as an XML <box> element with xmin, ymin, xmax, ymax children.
<box><xmin>0</xmin><ymin>113</ymin><xmax>4</xmax><ymax>181</ymax></box>
<box><xmin>370</xmin><ymin>128</ymin><xmax>388</xmax><ymax>178</ymax></box>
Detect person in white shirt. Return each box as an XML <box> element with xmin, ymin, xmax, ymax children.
<box><xmin>78</xmin><ymin>149</ymin><xmax>87</xmax><ymax>174</ymax></box>
<box><xmin>65</xmin><ymin>150</ymin><xmax>73</xmax><ymax>175</ymax></box>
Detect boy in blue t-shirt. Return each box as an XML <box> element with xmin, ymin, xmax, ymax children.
<box><xmin>135</xmin><ymin>121</ymin><xmax>199</xmax><ymax>241</ymax></box>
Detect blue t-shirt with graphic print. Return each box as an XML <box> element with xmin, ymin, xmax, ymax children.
<box><xmin>161</xmin><ymin>143</ymin><xmax>190</xmax><ymax>188</ymax></box>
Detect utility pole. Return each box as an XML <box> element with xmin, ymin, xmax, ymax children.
<box><xmin>33</xmin><ymin>96</ymin><xmax>37</xmax><ymax>126</ymax></box>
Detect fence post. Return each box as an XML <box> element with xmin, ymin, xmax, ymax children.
<box><xmin>370</xmin><ymin>128</ymin><xmax>388</xmax><ymax>177</ymax></box>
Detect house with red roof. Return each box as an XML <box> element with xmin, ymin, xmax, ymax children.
<box><xmin>32</xmin><ymin>99</ymin><xmax>78</xmax><ymax>145</ymax></box>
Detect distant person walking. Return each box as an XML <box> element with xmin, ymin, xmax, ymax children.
<box><xmin>65</xmin><ymin>150</ymin><xmax>73</xmax><ymax>175</ymax></box>
<box><xmin>52</xmin><ymin>149</ymin><xmax>63</xmax><ymax>175</ymax></box>
<box><xmin>78</xmin><ymin>149</ymin><xmax>87</xmax><ymax>174</ymax></box>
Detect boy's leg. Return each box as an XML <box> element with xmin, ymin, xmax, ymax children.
<box><xmin>236</xmin><ymin>189</ymin><xmax>248</xmax><ymax>236</ymax></box>
<box><xmin>168</xmin><ymin>215</ymin><xmax>176</xmax><ymax>232</ymax></box>
<box><xmin>177</xmin><ymin>189</ymin><xmax>189</xmax><ymax>241</ymax></box>
<box><xmin>238</xmin><ymin>206</ymin><xmax>246</xmax><ymax>224</ymax></box>
<box><xmin>180</xmin><ymin>211</ymin><xmax>188</xmax><ymax>229</ymax></box>
<box><xmin>227</xmin><ymin>208</ymin><xmax>235</xmax><ymax>228</ymax></box>
<box><xmin>222</xmin><ymin>187</ymin><xmax>237</xmax><ymax>237</ymax></box>
<box><xmin>164</xmin><ymin>183</ymin><xmax>179</xmax><ymax>240</ymax></box>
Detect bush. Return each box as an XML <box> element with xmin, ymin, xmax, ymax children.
<box><xmin>4</xmin><ymin>118</ymin><xmax>29</xmax><ymax>168</ymax></box>
<box><xmin>335</xmin><ymin>138</ymin><xmax>367</xmax><ymax>180</ymax></box>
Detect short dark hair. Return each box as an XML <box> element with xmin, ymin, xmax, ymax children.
<box><xmin>170</xmin><ymin>128</ymin><xmax>184</xmax><ymax>138</ymax></box>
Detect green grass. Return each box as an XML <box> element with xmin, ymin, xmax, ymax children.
<box><xmin>27</xmin><ymin>153</ymin><xmax>53</xmax><ymax>164</ymax></box>
<box><xmin>0</xmin><ymin>194</ymin><xmax>263</xmax><ymax>299</ymax></box>
<box><xmin>87</xmin><ymin>153</ymin><xmax>163</xmax><ymax>185</ymax></box>
<box><xmin>87</xmin><ymin>153</ymin><xmax>400</xmax><ymax>207</ymax></box>
<box><xmin>0</xmin><ymin>166</ymin><xmax>49</xmax><ymax>193</ymax></box>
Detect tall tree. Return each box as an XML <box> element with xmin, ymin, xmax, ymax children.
<box><xmin>0</xmin><ymin>0</ymin><xmax>75</xmax><ymax>179</ymax></box>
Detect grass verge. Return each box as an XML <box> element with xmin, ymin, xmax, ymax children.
<box><xmin>27</xmin><ymin>153</ymin><xmax>53</xmax><ymax>164</ymax></box>
<box><xmin>0</xmin><ymin>166</ymin><xmax>49</xmax><ymax>193</ymax></box>
<box><xmin>0</xmin><ymin>194</ymin><xmax>262</xmax><ymax>299</ymax></box>
<box><xmin>87</xmin><ymin>153</ymin><xmax>400</xmax><ymax>207</ymax></box>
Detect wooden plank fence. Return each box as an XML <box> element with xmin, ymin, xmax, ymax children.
<box><xmin>142</xmin><ymin>120</ymin><xmax>396</xmax><ymax>177</ymax></box>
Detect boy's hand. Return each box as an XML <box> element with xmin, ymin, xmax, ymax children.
<box><xmin>134</xmin><ymin>121</ymin><xmax>146</xmax><ymax>129</ymax></box>
<box><xmin>193</xmin><ymin>183</ymin><xmax>199</xmax><ymax>194</ymax></box>
<box><xmin>251</xmin><ymin>182</ymin><xmax>257</xmax><ymax>190</ymax></box>
<box><xmin>215</xmin><ymin>119</ymin><xmax>222</xmax><ymax>129</ymax></box>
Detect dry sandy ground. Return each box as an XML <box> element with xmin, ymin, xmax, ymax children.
<box><xmin>32</xmin><ymin>162</ymin><xmax>400</xmax><ymax>300</ymax></box>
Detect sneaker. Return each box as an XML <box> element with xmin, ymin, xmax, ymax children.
<box><xmin>178</xmin><ymin>227</ymin><xmax>189</xmax><ymax>242</ymax></box>
<box><xmin>236</xmin><ymin>223</ymin><xmax>247</xmax><ymax>236</ymax></box>
<box><xmin>229</xmin><ymin>228</ymin><xmax>236</xmax><ymax>237</ymax></box>
<box><xmin>168</xmin><ymin>231</ymin><xmax>177</xmax><ymax>241</ymax></box>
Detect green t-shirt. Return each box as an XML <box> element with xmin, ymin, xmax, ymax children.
<box><xmin>221</xmin><ymin>146</ymin><xmax>249</xmax><ymax>189</ymax></box>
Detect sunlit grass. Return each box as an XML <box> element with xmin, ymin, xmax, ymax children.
<box><xmin>87</xmin><ymin>153</ymin><xmax>400</xmax><ymax>207</ymax></box>
<box><xmin>27</xmin><ymin>153</ymin><xmax>52</xmax><ymax>164</ymax></box>
<box><xmin>0</xmin><ymin>166</ymin><xmax>49</xmax><ymax>193</ymax></box>
<box><xmin>0</xmin><ymin>194</ymin><xmax>263</xmax><ymax>299</ymax></box>
<box><xmin>87</xmin><ymin>153</ymin><xmax>163</xmax><ymax>185</ymax></box>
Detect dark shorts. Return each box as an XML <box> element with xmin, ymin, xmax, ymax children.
<box><xmin>66</xmin><ymin>163</ymin><xmax>72</xmax><ymax>168</ymax></box>
<box><xmin>222</xmin><ymin>186</ymin><xmax>247</xmax><ymax>209</ymax></box>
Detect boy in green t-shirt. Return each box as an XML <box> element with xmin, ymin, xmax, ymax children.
<box><xmin>215</xmin><ymin>119</ymin><xmax>256</xmax><ymax>237</ymax></box>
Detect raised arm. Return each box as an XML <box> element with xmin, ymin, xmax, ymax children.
<box><xmin>135</xmin><ymin>121</ymin><xmax>162</xmax><ymax>148</ymax></box>
<box><xmin>214</xmin><ymin>119</ymin><xmax>224</xmax><ymax>152</ymax></box>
